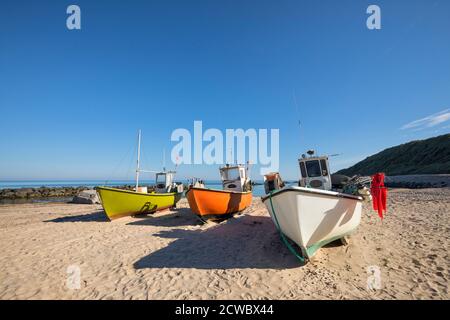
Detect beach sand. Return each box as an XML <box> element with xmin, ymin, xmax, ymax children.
<box><xmin>0</xmin><ymin>188</ymin><xmax>448</xmax><ymax>300</ymax></box>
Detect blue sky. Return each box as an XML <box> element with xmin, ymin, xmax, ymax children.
<box><xmin>1</xmin><ymin>0</ymin><xmax>449</xmax><ymax>181</ymax></box>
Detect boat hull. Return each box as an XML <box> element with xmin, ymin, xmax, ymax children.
<box><xmin>96</xmin><ymin>187</ymin><xmax>181</xmax><ymax>220</ymax></box>
<box><xmin>262</xmin><ymin>186</ymin><xmax>362</xmax><ymax>258</ymax></box>
<box><xmin>186</xmin><ymin>187</ymin><xmax>252</xmax><ymax>220</ymax></box>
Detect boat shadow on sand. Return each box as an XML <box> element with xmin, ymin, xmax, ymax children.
<box><xmin>44</xmin><ymin>210</ymin><xmax>109</xmax><ymax>223</ymax></box>
<box><xmin>126</xmin><ymin>208</ymin><xmax>204</xmax><ymax>228</ymax></box>
<box><xmin>133</xmin><ymin>214</ymin><xmax>303</xmax><ymax>270</ymax></box>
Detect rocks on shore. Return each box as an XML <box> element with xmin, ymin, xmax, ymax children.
<box><xmin>71</xmin><ymin>190</ymin><xmax>101</xmax><ymax>204</ymax></box>
<box><xmin>0</xmin><ymin>186</ymin><xmax>85</xmax><ymax>200</ymax></box>
<box><xmin>385</xmin><ymin>181</ymin><xmax>448</xmax><ymax>189</ymax></box>
<box><xmin>0</xmin><ymin>185</ymin><xmax>136</xmax><ymax>200</ymax></box>
<box><xmin>385</xmin><ymin>175</ymin><xmax>450</xmax><ymax>189</ymax></box>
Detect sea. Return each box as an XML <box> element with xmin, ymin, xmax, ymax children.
<box><xmin>0</xmin><ymin>179</ymin><xmax>267</xmax><ymax>198</ymax></box>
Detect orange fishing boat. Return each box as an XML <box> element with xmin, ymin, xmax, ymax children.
<box><xmin>186</xmin><ymin>164</ymin><xmax>253</xmax><ymax>221</ymax></box>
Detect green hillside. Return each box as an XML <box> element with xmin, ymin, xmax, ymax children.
<box><xmin>336</xmin><ymin>134</ymin><xmax>450</xmax><ymax>176</ymax></box>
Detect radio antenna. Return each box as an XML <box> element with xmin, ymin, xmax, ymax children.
<box><xmin>228</xmin><ymin>147</ymin><xmax>234</xmax><ymax>165</ymax></box>
<box><xmin>292</xmin><ymin>89</ymin><xmax>302</xmax><ymax>145</ymax></box>
<box><xmin>135</xmin><ymin>129</ymin><xmax>142</xmax><ymax>190</ymax></box>
<box><xmin>163</xmin><ymin>148</ymin><xmax>166</xmax><ymax>172</ymax></box>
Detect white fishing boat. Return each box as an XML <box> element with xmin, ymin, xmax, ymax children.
<box><xmin>261</xmin><ymin>150</ymin><xmax>371</xmax><ymax>261</ymax></box>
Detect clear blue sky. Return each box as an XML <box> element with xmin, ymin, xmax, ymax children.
<box><xmin>1</xmin><ymin>0</ymin><xmax>449</xmax><ymax>181</ymax></box>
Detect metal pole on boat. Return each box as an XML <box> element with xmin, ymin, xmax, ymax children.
<box><xmin>135</xmin><ymin>129</ymin><xmax>141</xmax><ymax>190</ymax></box>
<box><xmin>163</xmin><ymin>148</ymin><xmax>166</xmax><ymax>172</ymax></box>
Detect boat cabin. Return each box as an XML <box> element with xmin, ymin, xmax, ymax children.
<box><xmin>298</xmin><ymin>150</ymin><xmax>332</xmax><ymax>191</ymax></box>
<box><xmin>220</xmin><ymin>164</ymin><xmax>251</xmax><ymax>192</ymax></box>
<box><xmin>155</xmin><ymin>171</ymin><xmax>176</xmax><ymax>193</ymax></box>
<box><xmin>188</xmin><ymin>177</ymin><xmax>205</xmax><ymax>188</ymax></box>
<box><xmin>263</xmin><ymin>172</ymin><xmax>285</xmax><ymax>194</ymax></box>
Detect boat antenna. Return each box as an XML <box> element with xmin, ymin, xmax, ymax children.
<box><xmin>135</xmin><ymin>129</ymin><xmax>142</xmax><ymax>190</ymax></box>
<box><xmin>228</xmin><ymin>147</ymin><xmax>233</xmax><ymax>165</ymax></box>
<box><xmin>163</xmin><ymin>148</ymin><xmax>166</xmax><ymax>172</ymax></box>
<box><xmin>174</xmin><ymin>155</ymin><xmax>180</xmax><ymax>172</ymax></box>
<box><xmin>292</xmin><ymin>89</ymin><xmax>302</xmax><ymax>145</ymax></box>
<box><xmin>246</xmin><ymin>160</ymin><xmax>252</xmax><ymax>179</ymax></box>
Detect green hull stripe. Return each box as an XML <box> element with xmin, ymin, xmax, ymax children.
<box><xmin>305</xmin><ymin>230</ymin><xmax>355</xmax><ymax>258</ymax></box>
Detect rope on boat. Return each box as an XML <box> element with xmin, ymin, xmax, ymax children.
<box><xmin>268</xmin><ymin>191</ymin><xmax>305</xmax><ymax>264</ymax></box>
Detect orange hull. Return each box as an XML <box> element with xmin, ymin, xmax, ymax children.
<box><xmin>186</xmin><ymin>187</ymin><xmax>252</xmax><ymax>220</ymax></box>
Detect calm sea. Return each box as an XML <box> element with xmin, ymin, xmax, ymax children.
<box><xmin>0</xmin><ymin>180</ymin><xmax>267</xmax><ymax>197</ymax></box>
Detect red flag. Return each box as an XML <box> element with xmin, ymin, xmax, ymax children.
<box><xmin>371</xmin><ymin>173</ymin><xmax>387</xmax><ymax>219</ymax></box>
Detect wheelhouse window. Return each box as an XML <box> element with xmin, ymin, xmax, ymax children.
<box><xmin>156</xmin><ymin>174</ymin><xmax>166</xmax><ymax>185</ymax></box>
<box><xmin>320</xmin><ymin>159</ymin><xmax>328</xmax><ymax>176</ymax></box>
<box><xmin>305</xmin><ymin>160</ymin><xmax>321</xmax><ymax>177</ymax></box>
<box><xmin>299</xmin><ymin>161</ymin><xmax>307</xmax><ymax>178</ymax></box>
<box><xmin>222</xmin><ymin>168</ymin><xmax>240</xmax><ymax>181</ymax></box>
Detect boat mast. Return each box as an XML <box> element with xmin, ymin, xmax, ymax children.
<box><xmin>163</xmin><ymin>148</ymin><xmax>166</xmax><ymax>172</ymax></box>
<box><xmin>135</xmin><ymin>129</ymin><xmax>141</xmax><ymax>190</ymax></box>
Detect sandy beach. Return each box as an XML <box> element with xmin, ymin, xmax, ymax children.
<box><xmin>0</xmin><ymin>188</ymin><xmax>448</xmax><ymax>300</ymax></box>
